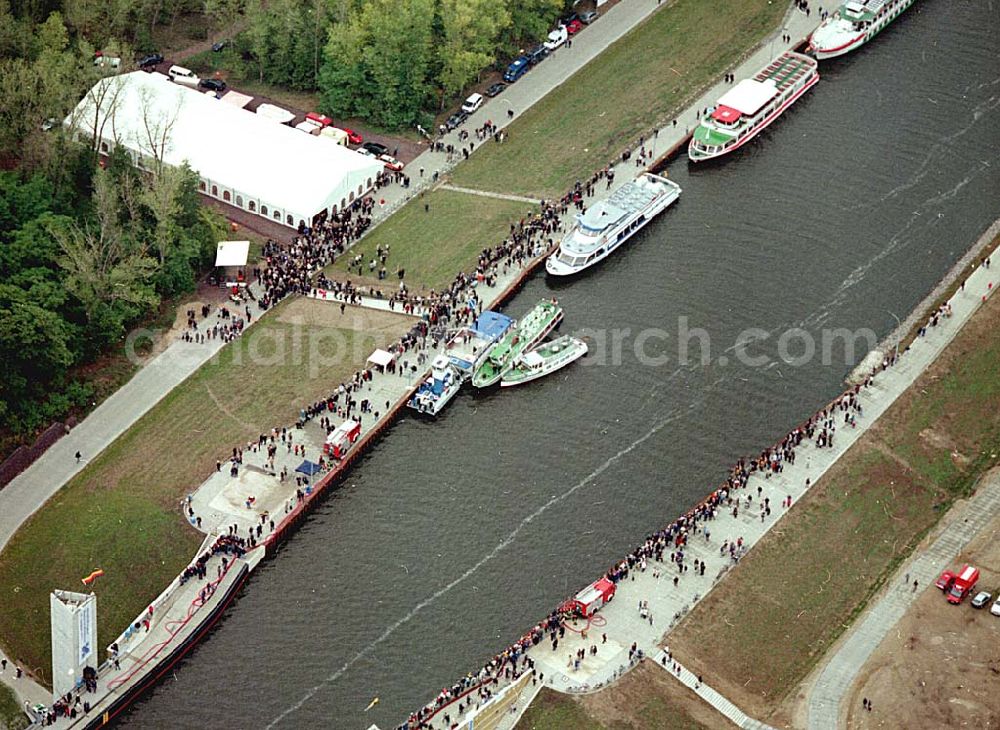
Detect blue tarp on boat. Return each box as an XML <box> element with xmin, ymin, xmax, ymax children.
<box><xmin>295</xmin><ymin>460</ymin><xmax>322</xmax><ymax>476</ymax></box>
<box><xmin>473</xmin><ymin>311</ymin><xmax>514</xmax><ymax>341</ymax></box>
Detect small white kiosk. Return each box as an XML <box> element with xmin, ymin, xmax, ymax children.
<box><xmin>215</xmin><ymin>240</ymin><xmax>250</xmax><ymax>289</ymax></box>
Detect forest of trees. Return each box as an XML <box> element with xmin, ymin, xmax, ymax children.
<box><xmin>0</xmin><ymin>3</ymin><xmax>223</xmax><ymax>441</ymax></box>
<box><xmin>0</xmin><ymin>0</ymin><xmax>566</xmax><ymax>439</ymax></box>
<box><xmin>206</xmin><ymin>0</ymin><xmax>565</xmax><ymax>126</ymax></box>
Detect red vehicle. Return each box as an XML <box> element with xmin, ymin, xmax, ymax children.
<box><xmin>564</xmin><ymin>577</ymin><xmax>616</xmax><ymax>617</ymax></box>
<box><xmin>343</xmin><ymin>127</ymin><xmax>363</xmax><ymax>145</ymax></box>
<box><xmin>323</xmin><ymin>421</ymin><xmax>361</xmax><ymax>460</ymax></box>
<box><xmin>566</xmin><ymin>19</ymin><xmax>583</xmax><ymax>34</ymax></box>
<box><xmin>305</xmin><ymin>112</ymin><xmax>333</xmax><ymax>127</ymax></box>
<box><xmin>946</xmin><ymin>564</ymin><xmax>980</xmax><ymax>604</ymax></box>
<box><xmin>934</xmin><ymin>569</ymin><xmax>956</xmax><ymax>591</ymax></box>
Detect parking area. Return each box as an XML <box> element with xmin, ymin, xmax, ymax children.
<box><xmin>843</xmin><ymin>510</ymin><xmax>1000</xmax><ymax>729</ymax></box>
<box><xmin>134</xmin><ymin>56</ymin><xmax>424</xmax><ymax>164</ymax></box>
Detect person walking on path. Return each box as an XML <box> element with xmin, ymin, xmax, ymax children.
<box><xmin>75</xmin><ymin>451</ymin><xmax>81</xmax><ymax>463</ymax></box>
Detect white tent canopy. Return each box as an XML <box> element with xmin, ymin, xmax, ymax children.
<box><xmin>215</xmin><ymin>240</ymin><xmax>250</xmax><ymax>267</ymax></box>
<box><xmin>366</xmin><ymin>349</ymin><xmax>395</xmax><ymax>369</ymax></box>
<box><xmin>65</xmin><ymin>72</ymin><xmax>384</xmax><ymax>228</ymax></box>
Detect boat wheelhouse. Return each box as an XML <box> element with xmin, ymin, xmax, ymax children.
<box><xmin>688</xmin><ymin>51</ymin><xmax>819</xmax><ymax>163</ymax></box>
<box><xmin>809</xmin><ymin>0</ymin><xmax>915</xmax><ymax>59</ymax></box>
<box><xmin>546</xmin><ymin>172</ymin><xmax>681</xmax><ymax>276</ymax></box>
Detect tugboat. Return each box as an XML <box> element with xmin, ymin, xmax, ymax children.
<box><xmin>501</xmin><ymin>335</ymin><xmax>588</xmax><ymax>387</ymax></box>
<box><xmin>472</xmin><ymin>299</ymin><xmax>563</xmax><ymax>388</ymax></box>
<box><xmin>809</xmin><ymin>0</ymin><xmax>916</xmax><ymax>60</ymax></box>
<box><xmin>407</xmin><ymin>355</ymin><xmax>463</xmax><ymax>416</ymax></box>
<box><xmin>545</xmin><ymin>172</ymin><xmax>681</xmax><ymax>277</ymax></box>
<box><xmin>688</xmin><ymin>51</ymin><xmax>819</xmax><ymax>163</ymax></box>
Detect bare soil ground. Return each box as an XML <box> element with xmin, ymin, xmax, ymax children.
<box><xmin>841</xmin><ymin>511</ymin><xmax>1000</xmax><ymax>730</ymax></box>
<box><xmin>516</xmin><ymin>661</ymin><xmax>729</xmax><ymax>730</ymax></box>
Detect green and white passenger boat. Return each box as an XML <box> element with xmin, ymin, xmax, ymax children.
<box><xmin>500</xmin><ymin>335</ymin><xmax>588</xmax><ymax>387</ymax></box>
<box><xmin>472</xmin><ymin>299</ymin><xmax>563</xmax><ymax>387</ymax></box>
<box><xmin>688</xmin><ymin>51</ymin><xmax>819</xmax><ymax>163</ymax></box>
<box><xmin>809</xmin><ymin>0</ymin><xmax>916</xmax><ymax>60</ymax></box>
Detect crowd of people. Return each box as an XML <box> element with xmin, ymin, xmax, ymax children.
<box><xmin>397</xmin><ymin>352</ymin><xmax>898</xmax><ymax>729</ymax></box>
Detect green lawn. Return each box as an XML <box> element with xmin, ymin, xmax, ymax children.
<box><xmin>330</xmin><ymin>189</ymin><xmax>536</xmax><ymax>292</ymax></box>
<box><xmin>668</xmin><ymin>266</ymin><xmax>1000</xmax><ymax>719</ymax></box>
<box><xmin>516</xmin><ymin>689</ymin><xmax>602</xmax><ymax>730</ymax></box>
<box><xmin>0</xmin><ymin>300</ymin><xmax>409</xmax><ymax>685</ymax></box>
<box><xmin>451</xmin><ymin>0</ymin><xmax>787</xmax><ymax>198</ymax></box>
<box><xmin>0</xmin><ymin>683</ymin><xmax>28</xmax><ymax>730</ymax></box>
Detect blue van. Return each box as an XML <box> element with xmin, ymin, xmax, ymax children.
<box><xmin>503</xmin><ymin>56</ymin><xmax>530</xmax><ymax>83</ymax></box>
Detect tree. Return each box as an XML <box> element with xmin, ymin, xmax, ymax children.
<box><xmin>47</xmin><ymin>168</ymin><xmax>158</xmax><ymax>329</ymax></box>
<box><xmin>502</xmin><ymin>0</ymin><xmax>560</xmax><ymax>54</ymax></box>
<box><xmin>141</xmin><ymin>164</ymin><xmax>182</xmax><ymax>264</ymax></box>
<box><xmin>436</xmin><ymin>0</ymin><xmax>509</xmax><ymax>99</ymax></box>
<box><xmin>319</xmin><ymin>0</ymin><xmax>434</xmax><ymax>127</ymax></box>
<box><xmin>0</xmin><ymin>290</ymin><xmax>75</xmax><ymax>432</ymax></box>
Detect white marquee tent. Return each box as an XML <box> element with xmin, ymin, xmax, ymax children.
<box><xmin>65</xmin><ymin>71</ymin><xmax>384</xmax><ymax>228</ymax></box>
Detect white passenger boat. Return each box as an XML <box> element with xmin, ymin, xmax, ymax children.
<box><xmin>688</xmin><ymin>51</ymin><xmax>819</xmax><ymax>163</ymax></box>
<box><xmin>545</xmin><ymin>173</ymin><xmax>681</xmax><ymax>276</ymax></box>
<box><xmin>809</xmin><ymin>0</ymin><xmax>915</xmax><ymax>60</ymax></box>
<box><xmin>500</xmin><ymin>336</ymin><xmax>588</xmax><ymax>387</ymax></box>
<box><xmin>407</xmin><ymin>355</ymin><xmax>463</xmax><ymax>416</ymax></box>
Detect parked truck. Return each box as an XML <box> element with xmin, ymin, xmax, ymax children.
<box><xmin>946</xmin><ymin>564</ymin><xmax>980</xmax><ymax>604</ymax></box>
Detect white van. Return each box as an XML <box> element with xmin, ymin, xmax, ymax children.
<box><xmin>461</xmin><ymin>93</ymin><xmax>484</xmax><ymax>114</ymax></box>
<box><xmin>168</xmin><ymin>65</ymin><xmax>200</xmax><ymax>87</ymax></box>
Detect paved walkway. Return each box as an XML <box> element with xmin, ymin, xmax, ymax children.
<box><xmin>437</xmin><ymin>184</ymin><xmax>540</xmax><ymax>204</ymax></box>
<box><xmin>651</xmin><ymin>650</ymin><xmax>775</xmax><ymax>730</ymax></box>
<box><xmin>807</xmin><ymin>471</ymin><xmax>1000</xmax><ymax>729</ymax></box>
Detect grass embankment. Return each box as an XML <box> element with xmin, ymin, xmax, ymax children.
<box><xmin>451</xmin><ymin>0</ymin><xmax>787</xmax><ymax>199</ymax></box>
<box><xmin>359</xmin><ymin>0</ymin><xmax>786</xmax><ymax>288</ymax></box>
<box><xmin>668</xmin><ymin>251</ymin><xmax>1000</xmax><ymax>719</ymax></box>
<box><xmin>329</xmin><ymin>189</ymin><xmax>536</xmax><ymax>292</ymax></box>
<box><xmin>516</xmin><ymin>662</ymin><xmax>729</xmax><ymax>730</ymax></box>
<box><xmin>0</xmin><ymin>683</ymin><xmax>28</xmax><ymax>730</ymax></box>
<box><xmin>0</xmin><ymin>300</ymin><xmax>410</xmax><ymax>685</ymax></box>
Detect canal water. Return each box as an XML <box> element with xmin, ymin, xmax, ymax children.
<box><xmin>124</xmin><ymin>2</ymin><xmax>1000</xmax><ymax>728</ymax></box>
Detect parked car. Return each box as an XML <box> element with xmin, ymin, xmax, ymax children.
<box><xmin>580</xmin><ymin>10</ymin><xmax>598</xmax><ymax>24</ymax></box>
<box><xmin>138</xmin><ymin>53</ymin><xmax>164</xmax><ymax>68</ymax></box>
<box><xmin>445</xmin><ymin>112</ymin><xmax>467</xmax><ymax>131</ymax></box>
<box><xmin>342</xmin><ymin>128</ymin><xmax>363</xmax><ymax>145</ymax></box>
<box><xmin>971</xmin><ymin>590</ymin><xmax>992</xmax><ymax>609</ymax></box>
<box><xmin>378</xmin><ymin>154</ymin><xmax>404</xmax><ymax>171</ymax></box>
<box><xmin>560</xmin><ymin>11</ymin><xmax>580</xmax><ymax>25</ymax></box>
<box><xmin>935</xmin><ymin>570</ymin><xmax>956</xmax><ymax>591</ymax></box>
<box><xmin>503</xmin><ymin>56</ymin><xmax>530</xmax><ymax>82</ymax></box>
<box><xmin>544</xmin><ymin>25</ymin><xmax>567</xmax><ymax>51</ymax></box>
<box><xmin>362</xmin><ymin>141</ymin><xmax>389</xmax><ymax>156</ymax></box>
<box><xmin>992</xmin><ymin>596</ymin><xmax>1000</xmax><ymax>616</ymax></box>
<box><xmin>168</xmin><ymin>65</ymin><xmax>200</xmax><ymax>87</ymax></box>
<box><xmin>461</xmin><ymin>93</ymin><xmax>484</xmax><ymax>114</ymax></box>
<box><xmin>93</xmin><ymin>52</ymin><xmax>121</xmax><ymax>69</ymax></box>
<box><xmin>199</xmin><ymin>78</ymin><xmax>227</xmax><ymax>92</ymax></box>
<box><xmin>526</xmin><ymin>44</ymin><xmax>549</xmax><ymax>64</ymax></box>
<box><xmin>211</xmin><ymin>40</ymin><xmax>227</xmax><ymax>52</ymax></box>
<box><xmin>485</xmin><ymin>82</ymin><xmax>506</xmax><ymax>97</ymax></box>
<box><xmin>306</xmin><ymin>112</ymin><xmax>333</xmax><ymax>127</ymax></box>
<box><xmin>566</xmin><ymin>19</ymin><xmax>583</xmax><ymax>34</ymax></box>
